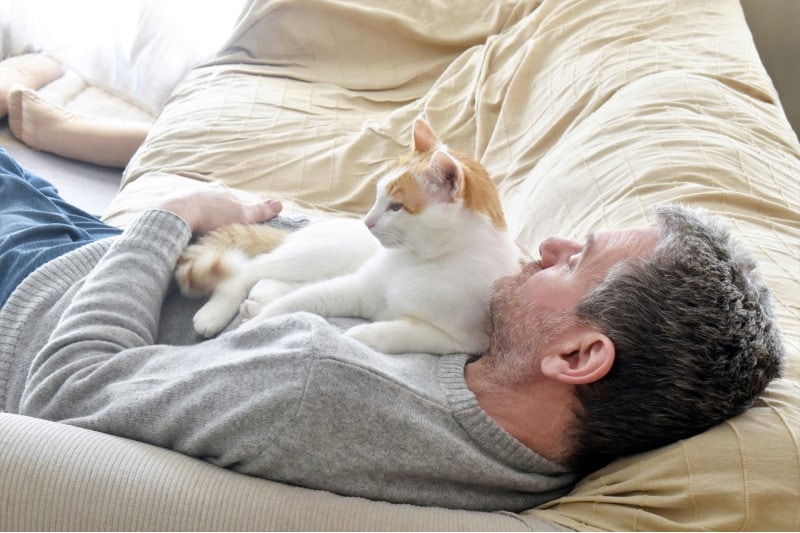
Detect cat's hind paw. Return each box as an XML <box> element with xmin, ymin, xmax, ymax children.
<box><xmin>240</xmin><ymin>298</ymin><xmax>265</xmax><ymax>319</ymax></box>
<box><xmin>237</xmin><ymin>300</ymin><xmax>291</xmax><ymax>333</ymax></box>
<box><xmin>241</xmin><ymin>279</ymin><xmax>296</xmax><ymax>319</ymax></box>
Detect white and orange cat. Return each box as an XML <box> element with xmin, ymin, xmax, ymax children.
<box><xmin>176</xmin><ymin>118</ymin><xmax>522</xmax><ymax>354</ymax></box>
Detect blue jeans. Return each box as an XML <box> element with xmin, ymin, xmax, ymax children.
<box><xmin>0</xmin><ymin>147</ymin><xmax>122</xmax><ymax>309</ymax></box>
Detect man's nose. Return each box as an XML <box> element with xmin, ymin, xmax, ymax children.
<box><xmin>539</xmin><ymin>237</ymin><xmax>582</xmax><ymax>268</ymax></box>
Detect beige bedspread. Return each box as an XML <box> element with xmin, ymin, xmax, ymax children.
<box><xmin>96</xmin><ymin>0</ymin><xmax>799</xmax><ymax>530</ymax></box>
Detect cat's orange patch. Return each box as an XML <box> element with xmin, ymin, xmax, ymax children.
<box><xmin>386</xmin><ymin>170</ymin><xmax>426</xmax><ymax>214</ymax></box>
<box><xmin>384</xmin><ymin>146</ymin><xmax>508</xmax><ymax>230</ymax></box>
<box><xmin>452</xmin><ymin>149</ymin><xmax>508</xmax><ymax>230</ymax></box>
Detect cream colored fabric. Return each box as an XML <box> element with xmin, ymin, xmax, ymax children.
<box><xmin>70</xmin><ymin>0</ymin><xmax>800</xmax><ymax>530</ymax></box>
<box><xmin>107</xmin><ymin>1</ymin><xmax>544</xmax><ymax>223</ymax></box>
<box><xmin>35</xmin><ymin>69</ymin><xmax>155</xmax><ymax>123</ymax></box>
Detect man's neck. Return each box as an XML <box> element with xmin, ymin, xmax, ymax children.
<box><xmin>464</xmin><ymin>356</ymin><xmax>575</xmax><ymax>465</ymax></box>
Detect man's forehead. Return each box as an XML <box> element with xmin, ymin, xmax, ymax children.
<box><xmin>584</xmin><ymin>226</ymin><xmax>658</xmax><ymax>263</ymax></box>
<box><xmin>586</xmin><ymin>226</ymin><xmax>659</xmax><ymax>253</ymax></box>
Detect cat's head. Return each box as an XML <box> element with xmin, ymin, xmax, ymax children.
<box><xmin>364</xmin><ymin>118</ymin><xmax>507</xmax><ymax>250</ymax></box>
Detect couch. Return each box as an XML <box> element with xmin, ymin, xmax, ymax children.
<box><xmin>2</xmin><ymin>0</ymin><xmax>798</xmax><ymax>530</ymax></box>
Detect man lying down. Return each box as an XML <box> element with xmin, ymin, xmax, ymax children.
<box><xmin>0</xmin><ymin>148</ymin><xmax>784</xmax><ymax>512</ymax></box>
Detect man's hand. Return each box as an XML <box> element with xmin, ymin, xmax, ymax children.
<box><xmin>159</xmin><ymin>185</ymin><xmax>283</xmax><ymax>234</ymax></box>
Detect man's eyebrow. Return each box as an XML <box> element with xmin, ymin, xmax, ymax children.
<box><xmin>577</xmin><ymin>231</ymin><xmax>597</xmax><ymax>266</ymax></box>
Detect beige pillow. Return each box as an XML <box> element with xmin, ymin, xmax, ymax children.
<box><xmin>533</xmin><ymin>379</ymin><xmax>800</xmax><ymax>531</ymax></box>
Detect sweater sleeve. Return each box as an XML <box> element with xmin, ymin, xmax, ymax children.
<box><xmin>18</xmin><ymin>210</ymin><xmax>313</xmax><ymax>466</ymax></box>
<box><xmin>23</xmin><ymin>209</ymin><xmax>191</xmax><ymax>383</ymax></box>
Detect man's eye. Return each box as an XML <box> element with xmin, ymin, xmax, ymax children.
<box><xmin>567</xmin><ymin>255</ymin><xmax>578</xmax><ymax>271</ymax></box>
<box><xmin>387</xmin><ymin>202</ymin><xmax>403</xmax><ymax>212</ymax></box>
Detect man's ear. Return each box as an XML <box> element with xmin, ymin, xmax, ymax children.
<box><xmin>540</xmin><ymin>329</ymin><xmax>615</xmax><ymax>385</ymax></box>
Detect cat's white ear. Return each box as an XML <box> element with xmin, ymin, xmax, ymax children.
<box><xmin>412</xmin><ymin>116</ymin><xmax>440</xmax><ymax>153</ymax></box>
<box><xmin>430</xmin><ymin>149</ymin><xmax>464</xmax><ymax>197</ymax></box>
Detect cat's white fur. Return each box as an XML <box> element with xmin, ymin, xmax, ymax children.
<box><xmin>191</xmin><ymin>119</ymin><xmax>522</xmax><ymax>354</ymax></box>
<box><xmin>191</xmin><ymin>218</ymin><xmax>379</xmax><ymax>337</ymax></box>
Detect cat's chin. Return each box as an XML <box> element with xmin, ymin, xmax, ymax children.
<box><xmin>377</xmin><ymin>239</ymin><xmax>411</xmax><ymax>251</ymax></box>
<box><xmin>370</xmin><ymin>232</ymin><xmax>402</xmax><ymax>249</ymax></box>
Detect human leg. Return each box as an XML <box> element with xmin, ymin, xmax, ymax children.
<box><xmin>7</xmin><ymin>85</ymin><xmax>150</xmax><ymax>168</ymax></box>
<box><xmin>0</xmin><ymin>147</ymin><xmax>122</xmax><ymax>307</ymax></box>
<box><xmin>0</xmin><ymin>54</ymin><xmax>63</xmax><ymax>117</ymax></box>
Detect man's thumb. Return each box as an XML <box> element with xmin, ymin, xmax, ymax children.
<box><xmin>254</xmin><ymin>198</ymin><xmax>283</xmax><ymax>222</ymax></box>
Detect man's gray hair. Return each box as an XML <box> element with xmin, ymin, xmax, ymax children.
<box><xmin>568</xmin><ymin>204</ymin><xmax>784</xmax><ymax>471</ymax></box>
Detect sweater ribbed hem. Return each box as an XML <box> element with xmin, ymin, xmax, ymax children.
<box><xmin>438</xmin><ymin>354</ymin><xmax>570</xmax><ymax>475</ymax></box>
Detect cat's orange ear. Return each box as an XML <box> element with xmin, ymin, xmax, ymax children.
<box><xmin>412</xmin><ymin>117</ymin><xmax>440</xmax><ymax>153</ymax></box>
<box><xmin>430</xmin><ymin>150</ymin><xmax>464</xmax><ymax>198</ymax></box>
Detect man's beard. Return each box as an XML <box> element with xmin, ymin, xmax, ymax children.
<box><xmin>484</xmin><ymin>261</ymin><xmax>574</xmax><ymax>386</ymax></box>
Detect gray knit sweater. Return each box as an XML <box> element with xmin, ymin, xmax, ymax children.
<box><xmin>0</xmin><ymin>210</ymin><xmax>576</xmax><ymax>512</ymax></box>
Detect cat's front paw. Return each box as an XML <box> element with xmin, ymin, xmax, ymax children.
<box><xmin>193</xmin><ymin>300</ymin><xmax>238</xmax><ymax>337</ymax></box>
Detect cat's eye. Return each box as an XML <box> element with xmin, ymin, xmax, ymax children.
<box><xmin>387</xmin><ymin>202</ymin><xmax>403</xmax><ymax>212</ymax></box>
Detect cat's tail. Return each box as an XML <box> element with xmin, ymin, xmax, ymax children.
<box><xmin>175</xmin><ymin>224</ymin><xmax>287</xmax><ymax>297</ymax></box>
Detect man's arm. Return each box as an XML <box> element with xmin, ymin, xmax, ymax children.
<box><xmin>19</xmin><ymin>189</ymin><xmax>287</xmax><ymax>456</ymax></box>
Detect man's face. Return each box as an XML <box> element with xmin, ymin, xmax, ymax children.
<box><xmin>486</xmin><ymin>227</ymin><xmax>659</xmax><ymax>375</ymax></box>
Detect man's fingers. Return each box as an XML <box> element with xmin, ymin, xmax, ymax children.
<box><xmin>159</xmin><ymin>189</ymin><xmax>283</xmax><ymax>233</ymax></box>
